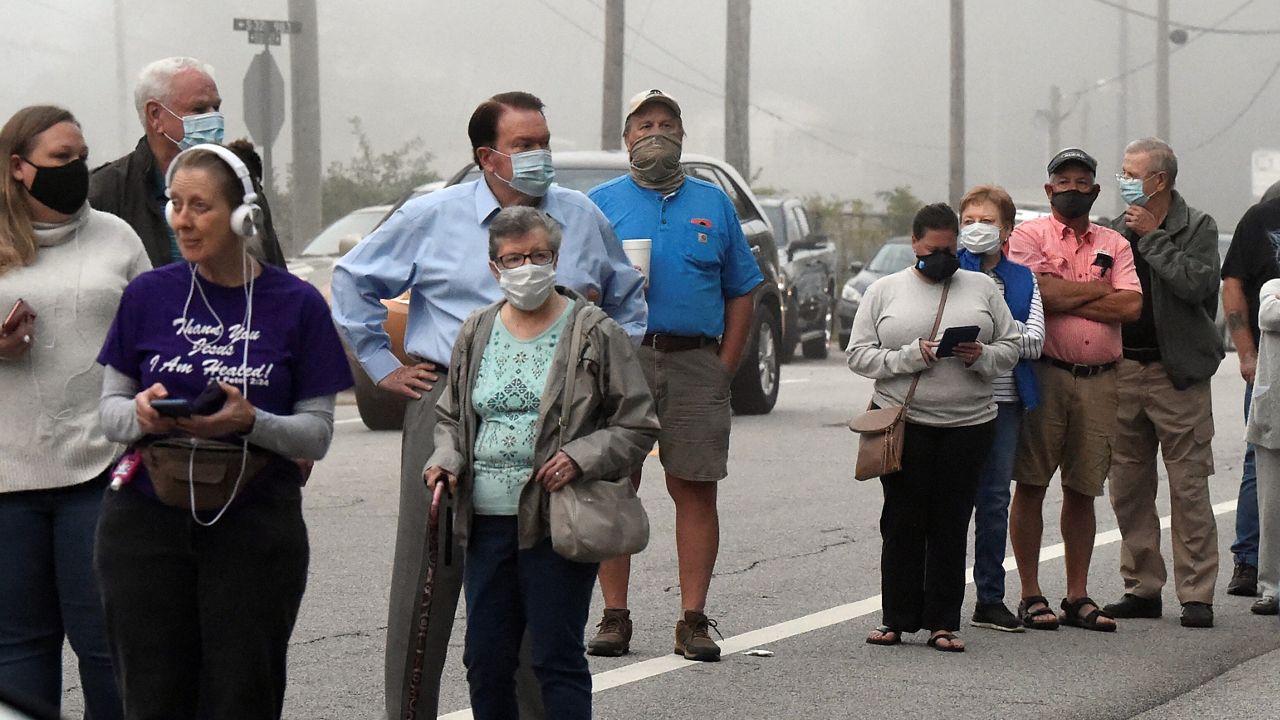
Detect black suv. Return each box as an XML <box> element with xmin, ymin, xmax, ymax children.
<box><xmin>759</xmin><ymin>197</ymin><xmax>836</xmax><ymax>361</ymax></box>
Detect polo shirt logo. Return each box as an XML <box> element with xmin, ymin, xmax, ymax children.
<box><xmin>697</xmin><ymin>232</ymin><xmax>708</xmax><ymax>243</ymax></box>
<box><xmin>691</xmin><ymin>218</ymin><xmax>713</xmax><ymax>228</ymax></box>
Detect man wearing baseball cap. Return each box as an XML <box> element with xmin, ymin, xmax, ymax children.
<box><xmin>585</xmin><ymin>89</ymin><xmax>763</xmax><ymax>661</ymax></box>
<box><xmin>1005</xmin><ymin>148</ymin><xmax>1142</xmax><ymax>633</ymax></box>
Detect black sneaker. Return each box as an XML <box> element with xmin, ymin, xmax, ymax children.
<box><xmin>971</xmin><ymin>602</ymin><xmax>1024</xmax><ymax>632</ymax></box>
<box><xmin>1180</xmin><ymin>602</ymin><xmax>1214</xmax><ymax>628</ymax></box>
<box><xmin>1103</xmin><ymin>593</ymin><xmax>1162</xmax><ymax>619</ymax></box>
<box><xmin>1227</xmin><ymin>563</ymin><xmax>1259</xmax><ymax>597</ymax></box>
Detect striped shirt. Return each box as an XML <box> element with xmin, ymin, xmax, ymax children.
<box><xmin>988</xmin><ymin>273</ymin><xmax>1046</xmax><ymax>403</ymax></box>
<box><xmin>1008</xmin><ymin>215</ymin><xmax>1141</xmax><ymax>365</ymax></box>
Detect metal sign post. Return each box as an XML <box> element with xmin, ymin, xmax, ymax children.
<box><xmin>232</xmin><ymin>18</ymin><xmax>300</xmax><ymax>195</ymax></box>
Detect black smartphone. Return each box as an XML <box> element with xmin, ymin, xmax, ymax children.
<box><xmin>150</xmin><ymin>398</ymin><xmax>193</xmax><ymax>418</ymax></box>
<box><xmin>936</xmin><ymin>325</ymin><xmax>981</xmax><ymax>358</ymax></box>
<box><xmin>191</xmin><ymin>380</ymin><xmax>227</xmax><ymax>416</ymax></box>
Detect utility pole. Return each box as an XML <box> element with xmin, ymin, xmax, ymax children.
<box><xmin>1156</xmin><ymin>0</ymin><xmax>1170</xmax><ymax>140</ymax></box>
<box><xmin>1040</xmin><ymin>84</ymin><xmax>1064</xmax><ymax>157</ymax></box>
<box><xmin>289</xmin><ymin>0</ymin><xmax>323</xmax><ymax>253</ymax></box>
<box><xmin>948</xmin><ymin>0</ymin><xmax>965</xmax><ymax>209</ymax></box>
<box><xmin>601</xmin><ymin>0</ymin><xmax>625</xmax><ymax>150</ymax></box>
<box><xmin>725</xmin><ymin>0</ymin><xmax>751</xmax><ymax>178</ymax></box>
<box><xmin>1117</xmin><ymin>0</ymin><xmax>1129</xmax><ymax>156</ymax></box>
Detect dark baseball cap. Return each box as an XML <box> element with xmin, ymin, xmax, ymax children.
<box><xmin>1047</xmin><ymin>148</ymin><xmax>1098</xmax><ymax>175</ymax></box>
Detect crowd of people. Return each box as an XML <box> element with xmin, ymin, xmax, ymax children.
<box><xmin>1</xmin><ymin>51</ymin><xmax>1279</xmax><ymax>720</ymax></box>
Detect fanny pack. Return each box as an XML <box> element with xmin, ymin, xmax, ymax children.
<box><xmin>140</xmin><ymin>438</ymin><xmax>271</xmax><ymax>512</ymax></box>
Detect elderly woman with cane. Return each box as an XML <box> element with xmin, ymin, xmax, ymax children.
<box><xmin>424</xmin><ymin>206</ymin><xmax>657</xmax><ymax>720</ymax></box>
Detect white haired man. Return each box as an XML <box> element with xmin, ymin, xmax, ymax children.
<box><xmin>89</xmin><ymin>56</ymin><xmax>286</xmax><ymax>268</ymax></box>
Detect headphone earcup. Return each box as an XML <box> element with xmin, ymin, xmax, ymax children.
<box><xmin>229</xmin><ymin>203</ymin><xmax>260</xmax><ymax>239</ymax></box>
<box><xmin>165</xmin><ymin>200</ymin><xmax>177</xmax><ymax>229</ymax></box>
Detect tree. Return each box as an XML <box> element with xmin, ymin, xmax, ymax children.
<box><xmin>321</xmin><ymin>117</ymin><xmax>440</xmax><ymax>225</ymax></box>
<box><xmin>875</xmin><ymin>185</ymin><xmax>923</xmax><ymax>236</ymax></box>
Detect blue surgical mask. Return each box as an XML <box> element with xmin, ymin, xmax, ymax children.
<box><xmin>1118</xmin><ymin>175</ymin><xmax>1150</xmax><ymax>207</ymax></box>
<box><xmin>163</xmin><ymin>106</ymin><xmax>226</xmax><ymax>150</ymax></box>
<box><xmin>489</xmin><ymin>148</ymin><xmax>555</xmax><ymax>197</ymax></box>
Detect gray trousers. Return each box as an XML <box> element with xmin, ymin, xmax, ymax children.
<box><xmin>1255</xmin><ymin>445</ymin><xmax>1280</xmax><ymax>597</ymax></box>
<box><xmin>384</xmin><ymin>379</ymin><xmax>545</xmax><ymax>720</ymax></box>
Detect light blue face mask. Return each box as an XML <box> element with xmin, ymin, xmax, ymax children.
<box><xmin>163</xmin><ymin>106</ymin><xmax>225</xmax><ymax>150</ymax></box>
<box><xmin>489</xmin><ymin>148</ymin><xmax>555</xmax><ymax>197</ymax></box>
<box><xmin>1118</xmin><ymin>174</ymin><xmax>1150</xmax><ymax>207</ymax></box>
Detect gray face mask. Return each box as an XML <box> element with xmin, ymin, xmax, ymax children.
<box><xmin>628</xmin><ymin>134</ymin><xmax>684</xmax><ymax>194</ymax></box>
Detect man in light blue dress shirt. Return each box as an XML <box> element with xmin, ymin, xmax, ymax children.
<box><xmin>329</xmin><ymin>91</ymin><xmax>645</xmax><ymax>720</ymax></box>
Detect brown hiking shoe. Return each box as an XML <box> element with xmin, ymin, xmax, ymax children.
<box><xmin>587</xmin><ymin>608</ymin><xmax>632</xmax><ymax>657</ymax></box>
<box><xmin>673</xmin><ymin>610</ymin><xmax>722</xmax><ymax>662</ymax></box>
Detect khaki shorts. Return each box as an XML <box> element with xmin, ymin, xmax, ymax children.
<box><xmin>1013</xmin><ymin>361</ymin><xmax>1119</xmax><ymax>497</ymax></box>
<box><xmin>638</xmin><ymin>343</ymin><xmax>732</xmax><ymax>481</ymax></box>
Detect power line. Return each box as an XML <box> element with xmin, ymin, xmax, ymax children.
<box><xmin>1087</xmin><ymin>0</ymin><xmax>1280</xmax><ymax>35</ymax></box>
<box><xmin>1188</xmin><ymin>55</ymin><xmax>1280</xmax><ymax>152</ymax></box>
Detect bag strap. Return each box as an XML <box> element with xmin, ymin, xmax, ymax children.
<box><xmin>899</xmin><ymin>278</ymin><xmax>951</xmax><ymax>411</ymax></box>
<box><xmin>558</xmin><ymin>307</ymin><xmax>587</xmax><ymax>450</ymax></box>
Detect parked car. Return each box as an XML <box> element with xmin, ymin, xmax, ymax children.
<box><xmin>343</xmin><ymin>151</ymin><xmax>788</xmax><ymax>430</ymax></box>
<box><xmin>836</xmin><ymin>236</ymin><xmax>914</xmax><ymax>349</ymax></box>
<box><xmin>286</xmin><ymin>204</ymin><xmax>391</xmax><ymax>289</ymax></box>
<box><xmin>759</xmin><ymin>197</ymin><xmax>837</xmax><ymax>361</ymax></box>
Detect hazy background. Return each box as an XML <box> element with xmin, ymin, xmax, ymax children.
<box><xmin>4</xmin><ymin>0</ymin><xmax>1278</xmax><ymax>239</ymax></box>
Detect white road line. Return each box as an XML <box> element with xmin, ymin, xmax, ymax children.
<box><xmin>779</xmin><ymin>378</ymin><xmax>811</xmax><ymax>385</ymax></box>
<box><xmin>335</xmin><ymin>417</ymin><xmax>364</xmax><ymax>425</ymax></box>
<box><xmin>438</xmin><ymin>498</ymin><xmax>1239</xmax><ymax>719</ymax></box>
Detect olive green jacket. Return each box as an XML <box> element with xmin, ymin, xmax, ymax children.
<box><xmin>425</xmin><ymin>289</ymin><xmax>659</xmax><ymax>549</ymax></box>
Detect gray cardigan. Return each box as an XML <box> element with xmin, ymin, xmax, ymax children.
<box><xmin>1248</xmin><ymin>278</ymin><xmax>1280</xmax><ymax>449</ymax></box>
<box><xmin>426</xmin><ymin>289</ymin><xmax>659</xmax><ymax>549</ymax></box>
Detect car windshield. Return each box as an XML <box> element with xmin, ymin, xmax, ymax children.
<box><xmin>459</xmin><ymin>167</ymin><xmax>628</xmax><ymax>194</ymax></box>
<box><xmin>762</xmin><ymin>204</ymin><xmax>785</xmax><ymax>242</ymax></box>
<box><xmin>302</xmin><ymin>208</ymin><xmax>387</xmax><ymax>256</ymax></box>
<box><xmin>867</xmin><ymin>242</ymin><xmax>916</xmax><ymax>273</ymax></box>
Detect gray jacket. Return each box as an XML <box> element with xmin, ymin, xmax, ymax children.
<box><xmin>1248</xmin><ymin>278</ymin><xmax>1280</xmax><ymax>449</ymax></box>
<box><xmin>425</xmin><ymin>289</ymin><xmax>659</xmax><ymax>549</ymax></box>
<box><xmin>1110</xmin><ymin>191</ymin><xmax>1223</xmax><ymax>389</ymax></box>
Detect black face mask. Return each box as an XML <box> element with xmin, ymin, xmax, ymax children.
<box><xmin>1050</xmin><ymin>188</ymin><xmax>1099</xmax><ymax>220</ymax></box>
<box><xmin>915</xmin><ymin>249</ymin><xmax>960</xmax><ymax>282</ymax></box>
<box><xmin>23</xmin><ymin>157</ymin><xmax>89</xmax><ymax>215</ymax></box>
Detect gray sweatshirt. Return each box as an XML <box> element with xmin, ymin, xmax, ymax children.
<box><xmin>846</xmin><ymin>268</ymin><xmax>1021</xmax><ymax>427</ymax></box>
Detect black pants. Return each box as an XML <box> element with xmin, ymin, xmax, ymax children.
<box><xmin>879</xmin><ymin>420</ymin><xmax>995</xmax><ymax>632</ymax></box>
<box><xmin>94</xmin><ymin>480</ymin><xmax>309</xmax><ymax>720</ymax></box>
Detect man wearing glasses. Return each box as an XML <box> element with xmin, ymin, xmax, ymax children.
<box><xmin>1099</xmin><ymin>138</ymin><xmax>1222</xmax><ymax>629</ymax></box>
<box><xmin>330</xmin><ymin>90</ymin><xmax>645</xmax><ymax>720</ymax></box>
<box><xmin>1006</xmin><ymin>148</ymin><xmax>1142</xmax><ymax>634</ymax></box>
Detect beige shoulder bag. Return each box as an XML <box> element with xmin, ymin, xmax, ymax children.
<box><xmin>548</xmin><ymin>309</ymin><xmax>650</xmax><ymax>563</ymax></box>
<box><xmin>847</xmin><ymin>280</ymin><xmax>950</xmax><ymax>481</ymax></box>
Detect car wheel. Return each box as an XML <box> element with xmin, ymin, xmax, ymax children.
<box><xmin>347</xmin><ymin>351</ymin><xmax>408</xmax><ymax>431</ymax></box>
<box><xmin>802</xmin><ymin>303</ymin><xmax>833</xmax><ymax>360</ymax></box>
<box><xmin>779</xmin><ymin>298</ymin><xmax>799</xmax><ymax>364</ymax></box>
<box><xmin>730</xmin><ymin>307</ymin><xmax>781</xmax><ymax>415</ymax></box>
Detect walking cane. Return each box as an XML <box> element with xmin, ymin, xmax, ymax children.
<box><xmin>404</xmin><ymin>480</ymin><xmax>452</xmax><ymax>719</ymax></box>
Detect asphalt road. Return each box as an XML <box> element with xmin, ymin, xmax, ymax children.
<box><xmin>61</xmin><ymin>350</ymin><xmax>1277</xmax><ymax>719</ymax></box>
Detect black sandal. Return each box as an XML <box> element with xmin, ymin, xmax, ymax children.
<box><xmin>1018</xmin><ymin>595</ymin><xmax>1059</xmax><ymax>631</ymax></box>
<box><xmin>865</xmin><ymin>625</ymin><xmax>901</xmax><ymax>646</ymax></box>
<box><xmin>1059</xmin><ymin>596</ymin><xmax>1116</xmax><ymax>632</ymax></box>
<box><xmin>927</xmin><ymin>631</ymin><xmax>965</xmax><ymax>652</ymax></box>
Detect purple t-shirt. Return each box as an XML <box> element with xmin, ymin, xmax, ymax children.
<box><xmin>98</xmin><ymin>262</ymin><xmax>353</xmax><ymax>493</ymax></box>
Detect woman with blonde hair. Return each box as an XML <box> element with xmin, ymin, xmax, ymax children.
<box><xmin>0</xmin><ymin>105</ymin><xmax>148</xmax><ymax>719</ymax></box>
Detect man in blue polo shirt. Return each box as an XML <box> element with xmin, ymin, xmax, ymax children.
<box><xmin>586</xmin><ymin>89</ymin><xmax>764</xmax><ymax>661</ymax></box>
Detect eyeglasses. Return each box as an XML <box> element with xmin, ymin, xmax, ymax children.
<box><xmin>494</xmin><ymin>250</ymin><xmax>556</xmax><ymax>270</ymax></box>
<box><xmin>1115</xmin><ymin>171</ymin><xmax>1160</xmax><ymax>183</ymax></box>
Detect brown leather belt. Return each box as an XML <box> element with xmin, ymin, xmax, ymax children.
<box><xmin>641</xmin><ymin>333</ymin><xmax>718</xmax><ymax>352</ymax></box>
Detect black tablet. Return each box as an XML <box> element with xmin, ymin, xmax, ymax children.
<box><xmin>936</xmin><ymin>325</ymin><xmax>981</xmax><ymax>358</ymax></box>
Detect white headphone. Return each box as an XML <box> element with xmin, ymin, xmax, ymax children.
<box><xmin>165</xmin><ymin>143</ymin><xmax>261</xmax><ymax>239</ymax></box>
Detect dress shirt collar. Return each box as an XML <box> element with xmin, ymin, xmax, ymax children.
<box><xmin>473</xmin><ymin>175</ymin><xmax>566</xmax><ymax>227</ymax></box>
<box><xmin>1048</xmin><ymin>211</ymin><xmax>1095</xmax><ymax>245</ymax></box>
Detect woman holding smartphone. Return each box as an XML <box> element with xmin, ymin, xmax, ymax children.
<box><xmin>0</xmin><ymin>105</ymin><xmax>148</xmax><ymax>718</ymax></box>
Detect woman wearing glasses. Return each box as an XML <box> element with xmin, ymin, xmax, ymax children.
<box><xmin>423</xmin><ymin>206</ymin><xmax>657</xmax><ymax>720</ymax></box>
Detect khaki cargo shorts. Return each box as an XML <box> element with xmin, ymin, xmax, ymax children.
<box><xmin>1013</xmin><ymin>361</ymin><xmax>1119</xmax><ymax>497</ymax></box>
<box><xmin>637</xmin><ymin>343</ymin><xmax>732</xmax><ymax>481</ymax></box>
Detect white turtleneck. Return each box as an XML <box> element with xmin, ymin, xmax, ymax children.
<box><xmin>0</xmin><ymin>204</ymin><xmax>149</xmax><ymax>492</ymax></box>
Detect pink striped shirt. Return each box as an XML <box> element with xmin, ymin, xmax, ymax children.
<box><xmin>1008</xmin><ymin>214</ymin><xmax>1141</xmax><ymax>365</ymax></box>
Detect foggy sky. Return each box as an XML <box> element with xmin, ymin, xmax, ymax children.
<box><xmin>4</xmin><ymin>0</ymin><xmax>1277</xmax><ymax>231</ymax></box>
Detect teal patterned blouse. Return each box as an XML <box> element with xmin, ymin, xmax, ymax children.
<box><xmin>470</xmin><ymin>301</ymin><xmax>576</xmax><ymax>515</ymax></box>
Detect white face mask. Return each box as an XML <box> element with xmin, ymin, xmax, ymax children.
<box><xmin>959</xmin><ymin>222</ymin><xmax>1004</xmax><ymax>255</ymax></box>
<box><xmin>496</xmin><ymin>262</ymin><xmax>557</xmax><ymax>311</ymax></box>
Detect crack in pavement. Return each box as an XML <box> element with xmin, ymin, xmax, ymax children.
<box><xmin>661</xmin><ymin>536</ymin><xmax>858</xmax><ymax>592</ymax></box>
<box><xmin>292</xmin><ymin>624</ymin><xmax>388</xmax><ymax>646</ymax></box>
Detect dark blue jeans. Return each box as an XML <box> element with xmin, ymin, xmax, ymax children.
<box><xmin>1234</xmin><ymin>382</ymin><xmax>1260</xmax><ymax>566</ymax></box>
<box><xmin>463</xmin><ymin>516</ymin><xmax>597</xmax><ymax>720</ymax></box>
<box><xmin>0</xmin><ymin>473</ymin><xmax>121</xmax><ymax>720</ymax></box>
<box><xmin>973</xmin><ymin>403</ymin><xmax>1023</xmax><ymax>606</ymax></box>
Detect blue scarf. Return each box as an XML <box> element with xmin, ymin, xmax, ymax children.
<box><xmin>959</xmin><ymin>250</ymin><xmax>1040</xmax><ymax>410</ymax></box>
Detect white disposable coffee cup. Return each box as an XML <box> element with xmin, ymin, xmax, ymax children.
<box><xmin>622</xmin><ymin>239</ymin><xmax>652</xmax><ymax>277</ymax></box>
